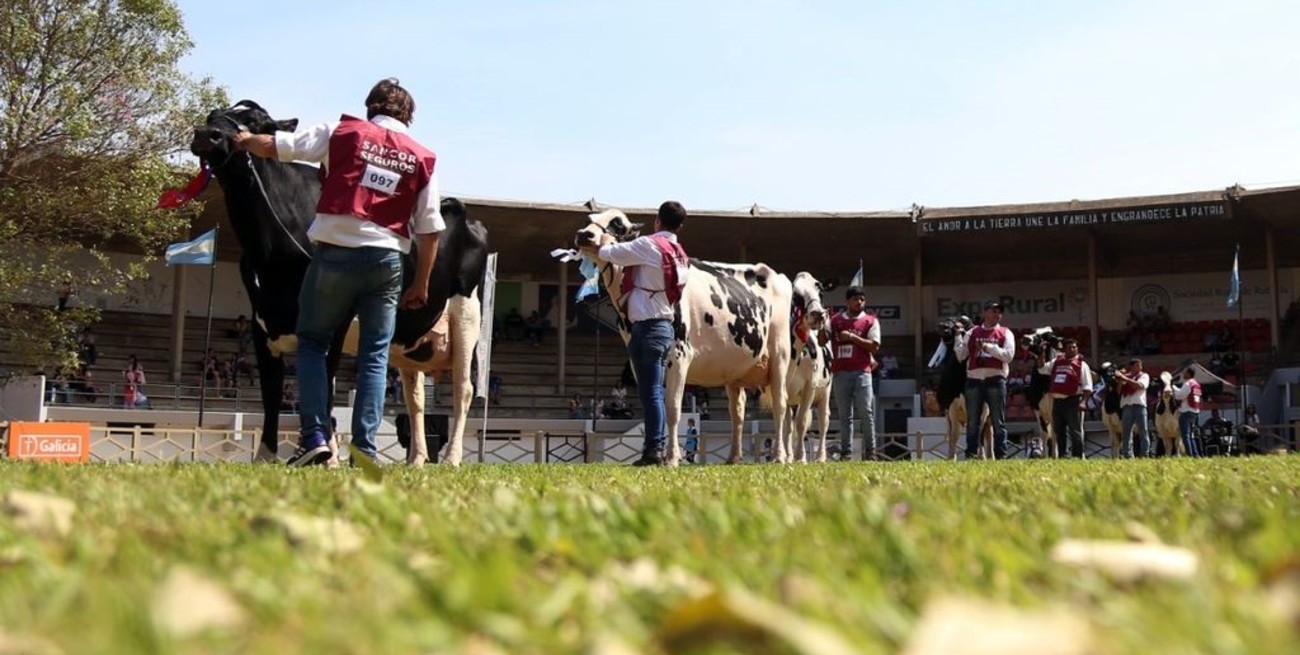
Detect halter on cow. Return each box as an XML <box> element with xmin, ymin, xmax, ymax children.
<box><xmin>190</xmin><ymin>101</ymin><xmax>488</xmax><ymax>465</ymax></box>
<box><xmin>929</xmin><ymin>315</ymin><xmax>992</xmax><ymax>459</ymax></box>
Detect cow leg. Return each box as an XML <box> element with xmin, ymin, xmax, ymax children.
<box><xmin>793</xmin><ymin>396</ymin><xmax>814</xmax><ymax>464</ymax></box>
<box><xmin>815</xmin><ymin>389</ymin><xmax>831</xmax><ymax>463</ymax></box>
<box><xmin>725</xmin><ymin>384</ymin><xmax>747</xmax><ymax>464</ymax></box>
<box><xmin>444</xmin><ymin>294</ymin><xmax>481</xmax><ymax>468</ymax></box>
<box><xmin>769</xmin><ymin>357</ymin><xmax>792</xmax><ymax>465</ymax></box>
<box><xmin>401</xmin><ymin>369</ymin><xmax>427</xmax><ymax>466</ymax></box>
<box><xmin>946</xmin><ymin>399</ymin><xmax>965</xmax><ymax>460</ymax></box>
<box><xmin>250</xmin><ymin>327</ymin><xmax>283</xmax><ymax>462</ymax></box>
<box><xmin>662</xmin><ymin>352</ymin><xmax>688</xmax><ymax>467</ymax></box>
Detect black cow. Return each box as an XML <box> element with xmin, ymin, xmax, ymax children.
<box><xmin>929</xmin><ymin>315</ymin><xmax>991</xmax><ymax>459</ymax></box>
<box><xmin>1095</xmin><ymin>362</ymin><xmax>1124</xmax><ymax>455</ymax></box>
<box><xmin>190</xmin><ymin>101</ymin><xmax>489</xmax><ymax>466</ymax></box>
<box><xmin>1021</xmin><ymin>327</ymin><xmax>1062</xmax><ymax>457</ymax></box>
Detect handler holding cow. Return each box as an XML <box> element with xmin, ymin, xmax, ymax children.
<box><xmin>954</xmin><ymin>301</ymin><xmax>1015</xmax><ymax>459</ymax></box>
<box><xmin>1047</xmin><ymin>338</ymin><xmax>1093</xmax><ymax>458</ymax></box>
<box><xmin>232</xmin><ymin>78</ymin><xmax>442</xmax><ymax>466</ymax></box>
<box><xmin>830</xmin><ymin>286</ymin><xmax>880</xmax><ymax>460</ymax></box>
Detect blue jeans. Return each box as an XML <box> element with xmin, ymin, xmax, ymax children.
<box><xmin>628</xmin><ymin>319</ymin><xmax>674</xmax><ymax>455</ymax></box>
<box><xmin>1121</xmin><ymin>405</ymin><xmax>1150</xmax><ymax>458</ymax></box>
<box><xmin>1179</xmin><ymin>412</ymin><xmax>1201</xmax><ymax>456</ymax></box>
<box><xmin>832</xmin><ymin>370</ymin><xmax>875</xmax><ymax>459</ymax></box>
<box><xmin>964</xmin><ymin>377</ymin><xmax>1007</xmax><ymax>458</ymax></box>
<box><xmin>297</xmin><ymin>245</ymin><xmax>401</xmax><ymax>458</ymax></box>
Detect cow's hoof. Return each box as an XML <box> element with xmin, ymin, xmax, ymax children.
<box><xmin>253</xmin><ymin>445</ymin><xmax>279</xmax><ymax>463</ymax></box>
<box><xmin>443</xmin><ymin>457</ymin><xmax>463</xmax><ymax>468</ymax></box>
<box><xmin>725</xmin><ymin>457</ymin><xmax>741</xmax><ymax>465</ymax></box>
<box><xmin>324</xmin><ymin>456</ymin><xmax>341</xmax><ymax>470</ymax></box>
<box><xmin>816</xmin><ymin>456</ymin><xmax>828</xmax><ymax>463</ymax></box>
<box><xmin>407</xmin><ymin>455</ymin><xmax>428</xmax><ymax>468</ymax></box>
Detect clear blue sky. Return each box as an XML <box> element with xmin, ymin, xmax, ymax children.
<box><xmin>179</xmin><ymin>0</ymin><xmax>1300</xmax><ymax>212</ymax></box>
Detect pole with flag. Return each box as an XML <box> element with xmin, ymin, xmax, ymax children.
<box><xmin>849</xmin><ymin>259</ymin><xmax>864</xmax><ymax>288</ymax></box>
<box><xmin>165</xmin><ymin>228</ymin><xmax>219</xmax><ymax>427</ymax></box>
<box><xmin>1227</xmin><ymin>244</ymin><xmax>1246</xmax><ymax>424</ymax></box>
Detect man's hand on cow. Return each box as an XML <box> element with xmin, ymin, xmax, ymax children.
<box><xmin>400</xmin><ymin>285</ymin><xmax>429</xmax><ymax>309</ymax></box>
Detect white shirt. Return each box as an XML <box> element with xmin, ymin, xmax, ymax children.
<box><xmin>598</xmin><ymin>231</ymin><xmax>686</xmax><ymax>323</ymax></box>
<box><xmin>1120</xmin><ymin>372</ymin><xmax>1150</xmax><ymax>407</ymax></box>
<box><xmin>1173</xmin><ymin>380</ymin><xmax>1199</xmax><ymax>414</ymax></box>
<box><xmin>274</xmin><ymin>115</ymin><xmax>444</xmax><ymax>253</ymax></box>
<box><xmin>953</xmin><ymin>324</ymin><xmax>1016</xmax><ymax>380</ymax></box>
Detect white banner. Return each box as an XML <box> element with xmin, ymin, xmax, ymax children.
<box><xmin>1115</xmin><ymin>270</ymin><xmax>1294</xmax><ymax>324</ymax></box>
<box><xmin>475</xmin><ymin>253</ymin><xmax>498</xmax><ymax>399</ymax></box>
<box><xmin>924</xmin><ymin>279</ymin><xmax>1093</xmax><ymax>330</ymax></box>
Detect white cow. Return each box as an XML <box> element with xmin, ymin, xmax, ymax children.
<box><xmin>576</xmin><ymin>209</ymin><xmax>794</xmax><ymax>465</ymax></box>
<box><xmin>784</xmin><ymin>273</ymin><xmax>833</xmax><ymax>462</ymax></box>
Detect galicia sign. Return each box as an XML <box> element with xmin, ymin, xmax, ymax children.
<box><xmin>7</xmin><ymin>422</ymin><xmax>90</xmax><ymax>463</ymax></box>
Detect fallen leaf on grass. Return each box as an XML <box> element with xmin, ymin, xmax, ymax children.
<box><xmin>586</xmin><ymin>633</ymin><xmax>641</xmax><ymax>655</ymax></box>
<box><xmin>901</xmin><ymin>597</ymin><xmax>1093</xmax><ymax>655</ymax></box>
<box><xmin>1052</xmin><ymin>539</ymin><xmax>1198</xmax><ymax>582</ymax></box>
<box><xmin>1262</xmin><ymin>555</ymin><xmax>1300</xmax><ymax>631</ymax></box>
<box><xmin>152</xmin><ymin>567</ymin><xmax>246</xmax><ymax>638</ymax></box>
<box><xmin>660</xmin><ymin>588</ymin><xmax>858</xmax><ymax>655</ymax></box>
<box><xmin>3</xmin><ymin>491</ymin><xmax>75</xmax><ymax>539</ymax></box>
<box><xmin>347</xmin><ymin>444</ymin><xmax>384</xmax><ymax>483</ymax></box>
<box><xmin>251</xmin><ymin>512</ymin><xmax>364</xmax><ymax>555</ymax></box>
<box><xmin>1123</xmin><ymin>522</ymin><xmax>1162</xmax><ymax>545</ymax></box>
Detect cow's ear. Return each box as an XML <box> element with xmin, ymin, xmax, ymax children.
<box><xmin>274</xmin><ymin>119</ymin><xmax>299</xmax><ymax>132</ymax></box>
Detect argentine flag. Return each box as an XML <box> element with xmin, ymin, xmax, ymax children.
<box><xmin>165</xmin><ymin>229</ymin><xmax>216</xmax><ymax>266</ymax></box>
<box><xmin>849</xmin><ymin>260</ymin><xmax>864</xmax><ymax>288</ymax></box>
<box><xmin>1226</xmin><ymin>245</ymin><xmax>1240</xmax><ymax>308</ymax></box>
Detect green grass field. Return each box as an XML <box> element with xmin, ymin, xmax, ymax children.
<box><xmin>2</xmin><ymin>457</ymin><xmax>1299</xmax><ymax>654</ymax></box>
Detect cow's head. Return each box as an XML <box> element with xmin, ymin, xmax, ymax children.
<box><xmin>937</xmin><ymin>315</ymin><xmax>972</xmax><ymax>346</ymax></box>
<box><xmin>1020</xmin><ymin>327</ymin><xmax>1061</xmax><ymax>357</ymax></box>
<box><xmin>791</xmin><ymin>272</ymin><xmax>828</xmax><ymax>333</ymax></box>
<box><xmin>575</xmin><ymin>209</ymin><xmax>642</xmax><ymax>254</ymax></box>
<box><xmin>190</xmin><ymin>100</ymin><xmax>299</xmax><ymax>165</ymax></box>
<box><xmin>1097</xmin><ymin>362</ymin><xmax>1122</xmax><ymax>390</ymax></box>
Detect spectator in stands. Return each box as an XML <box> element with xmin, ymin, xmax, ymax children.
<box><xmin>1221</xmin><ymin>351</ymin><xmax>1241</xmax><ymax>377</ymax></box>
<box><xmin>880</xmin><ymin>353</ymin><xmax>899</xmax><ymax>379</ymax></box>
<box><xmin>1154</xmin><ymin>306</ymin><xmax>1171</xmax><ymax>332</ymax></box>
<box><xmin>489</xmin><ymin>374</ymin><xmax>502</xmax><ymax>405</ymax></box>
<box><xmin>1142</xmin><ymin>331</ymin><xmax>1161</xmax><ymax>355</ymax></box>
<box><xmin>77</xmin><ymin>327</ymin><xmax>98</xmax><ymax>366</ymax></box>
<box><xmin>71</xmin><ymin>366</ymin><xmax>101</xmax><ymax>403</ymax></box>
<box><xmin>605</xmin><ymin>379</ymin><xmax>632</xmax><ymax>418</ymax></box>
<box><xmin>281</xmin><ymin>381</ymin><xmax>298</xmax><ymax>413</ymax></box>
<box><xmin>386</xmin><ymin>369</ymin><xmax>401</xmax><ymax>403</ymax></box>
<box><xmin>219</xmin><ymin>359</ymin><xmax>237</xmax><ymax>396</ymax></box>
<box><xmin>502</xmin><ymin>308</ymin><xmax>526</xmax><ymax>341</ymax></box>
<box><xmin>1114</xmin><ymin>358</ymin><xmax>1151</xmax><ymax>458</ymax></box>
<box><xmin>122</xmin><ymin>355</ymin><xmax>149</xmax><ymax>409</ymax></box>
<box><xmin>1218</xmin><ymin>326</ymin><xmax>1237</xmax><ymax>351</ymax></box>
<box><xmin>47</xmin><ymin>371</ymin><xmax>70</xmax><ymax>404</ymax></box>
<box><xmin>56</xmin><ymin>277</ymin><xmax>73</xmax><ymax>312</ymax></box>
<box><xmin>1208</xmin><ymin>353</ymin><xmax>1225</xmax><ymax>377</ymax></box>
<box><xmin>1237</xmin><ymin>403</ymin><xmax>1261</xmax><ymax>453</ymax></box>
<box><xmin>523</xmin><ymin>311</ymin><xmax>549</xmax><ymax>346</ymax></box>
<box><xmin>228</xmin><ymin>314</ymin><xmax>250</xmax><ymax>339</ymax></box>
<box><xmin>1125</xmin><ymin>311</ymin><xmax>1141</xmax><ymax>334</ymax></box>
<box><xmin>1203</xmin><ymin>329</ymin><xmax>1220</xmax><ymax>353</ymax></box>
<box><xmin>762</xmin><ymin>437</ymin><xmax>774</xmax><ymax>462</ymax></box>
<box><xmin>568</xmin><ymin>393</ymin><xmax>590</xmax><ymax>419</ymax></box>
<box><xmin>201</xmin><ymin>349</ymin><xmax>222</xmax><ymax>394</ymax></box>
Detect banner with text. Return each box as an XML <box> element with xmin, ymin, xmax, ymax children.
<box><xmin>1110</xmin><ymin>270</ymin><xmax>1295</xmax><ymax>325</ymax></box>
<box><xmin>924</xmin><ymin>280</ymin><xmax>1092</xmax><ymax>330</ymax></box>
<box><xmin>918</xmin><ymin>200</ymin><xmax>1228</xmax><ymax>235</ymax></box>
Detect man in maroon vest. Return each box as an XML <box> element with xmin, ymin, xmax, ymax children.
<box><xmin>954</xmin><ymin>300</ymin><xmax>1016</xmax><ymax>459</ymax></box>
<box><xmin>1173</xmin><ymin>367</ymin><xmax>1203</xmax><ymax>456</ymax></box>
<box><xmin>829</xmin><ymin>286</ymin><xmax>880</xmax><ymax>460</ymax></box>
<box><xmin>234</xmin><ymin>78</ymin><xmax>442</xmax><ymax>466</ymax></box>
<box><xmin>1047</xmin><ymin>338</ymin><xmax>1093</xmax><ymax>458</ymax></box>
<box><xmin>595</xmin><ymin>201</ymin><xmax>689</xmax><ymax>466</ymax></box>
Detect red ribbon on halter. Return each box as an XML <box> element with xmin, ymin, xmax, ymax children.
<box><xmin>155</xmin><ymin>164</ymin><xmax>213</xmax><ymax>210</ymax></box>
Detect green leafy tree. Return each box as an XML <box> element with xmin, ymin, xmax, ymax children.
<box><xmin>0</xmin><ymin>0</ymin><xmax>225</xmax><ymax>374</ymax></box>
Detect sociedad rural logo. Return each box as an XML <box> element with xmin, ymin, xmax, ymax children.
<box><xmin>1130</xmin><ymin>284</ymin><xmax>1171</xmax><ymax>315</ymax></box>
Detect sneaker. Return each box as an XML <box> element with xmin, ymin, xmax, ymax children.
<box><xmin>286</xmin><ymin>431</ymin><xmax>331</xmax><ymax>467</ymax></box>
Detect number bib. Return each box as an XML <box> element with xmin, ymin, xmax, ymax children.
<box><xmin>836</xmin><ymin>345</ymin><xmax>854</xmax><ymax>359</ymax></box>
<box><xmin>1053</xmin><ymin>372</ymin><xmax>1069</xmax><ymax>384</ymax></box>
<box><xmin>360</xmin><ymin>163</ymin><xmax>401</xmax><ymax>195</ymax></box>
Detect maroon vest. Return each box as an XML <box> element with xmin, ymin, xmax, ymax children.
<box><xmin>1183</xmin><ymin>379</ymin><xmax>1202</xmax><ymax>411</ymax></box>
<box><xmin>618</xmin><ymin>234</ymin><xmax>687</xmax><ymax>313</ymax></box>
<box><xmin>830</xmin><ymin>311</ymin><xmax>876</xmax><ymax>373</ymax></box>
<box><xmin>315</xmin><ymin>115</ymin><xmax>435</xmax><ymax>238</ymax></box>
<box><xmin>966</xmin><ymin>325</ymin><xmax>1009</xmax><ymax>371</ymax></box>
<box><xmin>1048</xmin><ymin>355</ymin><xmax>1085</xmax><ymax>396</ymax></box>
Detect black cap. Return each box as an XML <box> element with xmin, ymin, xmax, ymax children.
<box><xmin>983</xmin><ymin>301</ymin><xmax>1004</xmax><ymax>311</ymax></box>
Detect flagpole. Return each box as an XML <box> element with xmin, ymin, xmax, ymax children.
<box><xmin>1238</xmin><ymin>269</ymin><xmax>1247</xmax><ymax>429</ymax></box>
<box><xmin>197</xmin><ymin>227</ymin><xmax>219</xmax><ymax>428</ymax></box>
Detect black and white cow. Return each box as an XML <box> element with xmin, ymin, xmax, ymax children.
<box><xmin>1021</xmin><ymin>327</ymin><xmax>1062</xmax><ymax>458</ymax></box>
<box><xmin>1151</xmin><ymin>371</ymin><xmax>1183</xmax><ymax>456</ymax></box>
<box><xmin>191</xmin><ymin>101</ymin><xmax>488</xmax><ymax>466</ymax></box>
<box><xmin>575</xmin><ymin>209</ymin><xmax>793</xmax><ymax>465</ymax></box>
<box><xmin>1095</xmin><ymin>362</ymin><xmax>1124</xmax><ymax>456</ymax></box>
<box><xmin>929</xmin><ymin>316</ymin><xmax>992</xmax><ymax>459</ymax></box>
<box><xmin>784</xmin><ymin>272</ymin><xmax>832</xmax><ymax>463</ymax></box>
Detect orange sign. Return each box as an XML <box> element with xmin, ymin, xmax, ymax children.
<box><xmin>7</xmin><ymin>422</ymin><xmax>90</xmax><ymax>463</ymax></box>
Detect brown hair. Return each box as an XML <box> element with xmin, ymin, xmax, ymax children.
<box><xmin>365</xmin><ymin>78</ymin><xmax>415</xmax><ymax>125</ymax></box>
